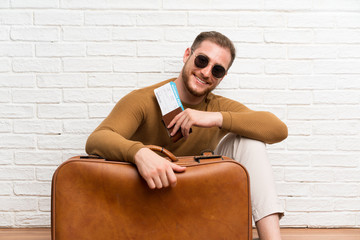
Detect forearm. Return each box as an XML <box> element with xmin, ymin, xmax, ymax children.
<box><xmin>85</xmin><ymin>129</ymin><xmax>144</xmax><ymax>163</ymax></box>
<box><xmin>221</xmin><ymin>111</ymin><xmax>288</xmax><ymax>144</ymax></box>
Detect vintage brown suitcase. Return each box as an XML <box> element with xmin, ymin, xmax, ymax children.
<box><xmin>51</xmin><ymin>146</ymin><xmax>252</xmax><ymax>240</ymax></box>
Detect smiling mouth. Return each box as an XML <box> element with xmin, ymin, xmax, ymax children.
<box><xmin>194</xmin><ymin>75</ymin><xmax>208</xmax><ymax>85</ymax></box>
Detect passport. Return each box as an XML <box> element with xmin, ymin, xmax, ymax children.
<box><xmin>154</xmin><ymin>82</ymin><xmax>191</xmax><ymax>142</ymax></box>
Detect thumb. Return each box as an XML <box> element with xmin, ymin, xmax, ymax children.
<box><xmin>170</xmin><ymin>162</ymin><xmax>186</xmax><ymax>172</ymax></box>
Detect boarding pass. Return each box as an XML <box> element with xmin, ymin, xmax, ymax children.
<box><xmin>154</xmin><ymin>82</ymin><xmax>184</xmax><ymax>116</ymax></box>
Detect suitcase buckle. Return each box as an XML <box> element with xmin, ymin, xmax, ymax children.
<box><xmin>194</xmin><ymin>154</ymin><xmax>223</xmax><ymax>163</ymax></box>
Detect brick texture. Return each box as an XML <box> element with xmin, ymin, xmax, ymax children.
<box><xmin>0</xmin><ymin>0</ymin><xmax>359</xmax><ymax>228</ymax></box>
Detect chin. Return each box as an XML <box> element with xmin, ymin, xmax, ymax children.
<box><xmin>188</xmin><ymin>83</ymin><xmax>211</xmax><ymax>97</ymax></box>
<box><xmin>182</xmin><ymin>69</ymin><xmax>213</xmax><ymax>97</ymax></box>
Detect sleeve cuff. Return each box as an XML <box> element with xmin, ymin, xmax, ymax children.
<box><xmin>126</xmin><ymin>142</ymin><xmax>145</xmax><ymax>164</ymax></box>
<box><xmin>220</xmin><ymin>112</ymin><xmax>232</xmax><ymax>131</ymax></box>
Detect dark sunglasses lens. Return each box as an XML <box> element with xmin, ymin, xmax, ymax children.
<box><xmin>212</xmin><ymin>65</ymin><xmax>226</xmax><ymax>78</ymax></box>
<box><xmin>194</xmin><ymin>55</ymin><xmax>208</xmax><ymax>68</ymax></box>
<box><xmin>194</xmin><ymin>54</ymin><xmax>226</xmax><ymax>78</ymax></box>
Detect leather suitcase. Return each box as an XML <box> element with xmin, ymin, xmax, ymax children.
<box><xmin>51</xmin><ymin>146</ymin><xmax>252</xmax><ymax>240</ymax></box>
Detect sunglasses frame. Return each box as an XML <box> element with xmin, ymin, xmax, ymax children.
<box><xmin>191</xmin><ymin>51</ymin><xmax>227</xmax><ymax>79</ymax></box>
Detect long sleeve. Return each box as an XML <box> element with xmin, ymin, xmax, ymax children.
<box><xmin>212</xmin><ymin>95</ymin><xmax>288</xmax><ymax>144</ymax></box>
<box><xmin>85</xmin><ymin>90</ymin><xmax>148</xmax><ymax>163</ymax></box>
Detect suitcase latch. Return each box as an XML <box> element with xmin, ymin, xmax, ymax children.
<box><xmin>194</xmin><ymin>155</ymin><xmax>223</xmax><ymax>163</ymax></box>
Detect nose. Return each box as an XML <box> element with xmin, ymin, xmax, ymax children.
<box><xmin>200</xmin><ymin>65</ymin><xmax>212</xmax><ymax>78</ymax></box>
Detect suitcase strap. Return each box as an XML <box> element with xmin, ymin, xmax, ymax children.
<box><xmin>146</xmin><ymin>145</ymin><xmax>224</xmax><ymax>163</ymax></box>
<box><xmin>146</xmin><ymin>145</ymin><xmax>178</xmax><ymax>162</ymax></box>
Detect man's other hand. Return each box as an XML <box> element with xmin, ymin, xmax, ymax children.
<box><xmin>168</xmin><ymin>109</ymin><xmax>223</xmax><ymax>139</ymax></box>
<box><xmin>134</xmin><ymin>148</ymin><xmax>186</xmax><ymax>189</ymax></box>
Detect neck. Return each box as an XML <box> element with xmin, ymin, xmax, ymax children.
<box><xmin>174</xmin><ymin>75</ymin><xmax>205</xmax><ymax>106</ymax></box>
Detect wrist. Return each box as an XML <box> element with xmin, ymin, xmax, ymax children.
<box><xmin>216</xmin><ymin>112</ymin><xmax>223</xmax><ymax>128</ymax></box>
<box><xmin>134</xmin><ymin>147</ymin><xmax>148</xmax><ymax>165</ymax></box>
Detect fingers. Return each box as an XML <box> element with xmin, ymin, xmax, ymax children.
<box><xmin>168</xmin><ymin>112</ymin><xmax>185</xmax><ymax>136</ymax></box>
<box><xmin>166</xmin><ymin>167</ymin><xmax>177</xmax><ymax>188</ymax></box>
<box><xmin>167</xmin><ymin>113</ymin><xmax>180</xmax><ymax>130</ymax></box>
<box><xmin>145</xmin><ymin>176</ymin><xmax>168</xmax><ymax>189</ymax></box>
<box><xmin>171</xmin><ymin>162</ymin><xmax>186</xmax><ymax>172</ymax></box>
<box><xmin>180</xmin><ymin>118</ymin><xmax>191</xmax><ymax>138</ymax></box>
<box><xmin>150</xmin><ymin>175</ymin><xmax>166</xmax><ymax>189</ymax></box>
<box><xmin>134</xmin><ymin>148</ymin><xmax>186</xmax><ymax>190</ymax></box>
<box><xmin>146</xmin><ymin>179</ymin><xmax>156</xmax><ymax>189</ymax></box>
<box><xmin>167</xmin><ymin>163</ymin><xmax>186</xmax><ymax>187</ymax></box>
<box><xmin>143</xmin><ymin>169</ymin><xmax>167</xmax><ymax>189</ymax></box>
<box><xmin>146</xmin><ymin>169</ymin><xmax>172</xmax><ymax>189</ymax></box>
<box><xmin>143</xmin><ymin>164</ymin><xmax>185</xmax><ymax>190</ymax></box>
<box><xmin>169</xmin><ymin>111</ymin><xmax>192</xmax><ymax>138</ymax></box>
<box><xmin>144</xmin><ymin>163</ymin><xmax>186</xmax><ymax>189</ymax></box>
<box><xmin>159</xmin><ymin>170</ymin><xmax>170</xmax><ymax>188</ymax></box>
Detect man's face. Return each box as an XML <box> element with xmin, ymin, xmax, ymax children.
<box><xmin>181</xmin><ymin>40</ymin><xmax>232</xmax><ymax>98</ymax></box>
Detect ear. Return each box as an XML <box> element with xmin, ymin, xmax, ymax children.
<box><xmin>183</xmin><ymin>48</ymin><xmax>191</xmax><ymax>63</ymax></box>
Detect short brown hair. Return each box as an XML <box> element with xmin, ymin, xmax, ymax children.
<box><xmin>191</xmin><ymin>31</ymin><xmax>236</xmax><ymax>69</ymax></box>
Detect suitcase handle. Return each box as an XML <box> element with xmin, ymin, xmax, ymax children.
<box><xmin>146</xmin><ymin>145</ymin><xmax>178</xmax><ymax>162</ymax></box>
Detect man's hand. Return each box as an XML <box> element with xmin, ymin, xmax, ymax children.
<box><xmin>168</xmin><ymin>109</ymin><xmax>223</xmax><ymax>139</ymax></box>
<box><xmin>134</xmin><ymin>148</ymin><xmax>186</xmax><ymax>189</ymax></box>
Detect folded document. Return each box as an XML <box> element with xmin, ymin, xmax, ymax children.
<box><xmin>154</xmin><ymin>82</ymin><xmax>187</xmax><ymax>142</ymax></box>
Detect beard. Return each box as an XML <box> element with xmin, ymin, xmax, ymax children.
<box><xmin>181</xmin><ymin>63</ymin><xmax>215</xmax><ymax>98</ymax></box>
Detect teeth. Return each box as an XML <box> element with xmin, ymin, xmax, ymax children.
<box><xmin>195</xmin><ymin>76</ymin><xmax>207</xmax><ymax>84</ymax></box>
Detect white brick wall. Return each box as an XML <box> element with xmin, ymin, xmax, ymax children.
<box><xmin>0</xmin><ymin>0</ymin><xmax>359</xmax><ymax>228</ymax></box>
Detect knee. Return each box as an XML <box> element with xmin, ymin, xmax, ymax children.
<box><xmin>217</xmin><ymin>135</ymin><xmax>267</xmax><ymax>160</ymax></box>
<box><xmin>240</xmin><ymin>137</ymin><xmax>266</xmax><ymax>152</ymax></box>
<box><xmin>230</xmin><ymin>137</ymin><xmax>267</xmax><ymax>162</ymax></box>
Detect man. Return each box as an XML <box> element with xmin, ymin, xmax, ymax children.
<box><xmin>86</xmin><ymin>31</ymin><xmax>287</xmax><ymax>240</ymax></box>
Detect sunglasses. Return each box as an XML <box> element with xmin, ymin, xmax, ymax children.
<box><xmin>193</xmin><ymin>53</ymin><xmax>226</xmax><ymax>79</ymax></box>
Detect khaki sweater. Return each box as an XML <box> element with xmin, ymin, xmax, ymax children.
<box><xmin>86</xmin><ymin>79</ymin><xmax>288</xmax><ymax>163</ymax></box>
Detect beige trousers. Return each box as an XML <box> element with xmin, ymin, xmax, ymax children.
<box><xmin>214</xmin><ymin>133</ymin><xmax>284</xmax><ymax>222</ymax></box>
